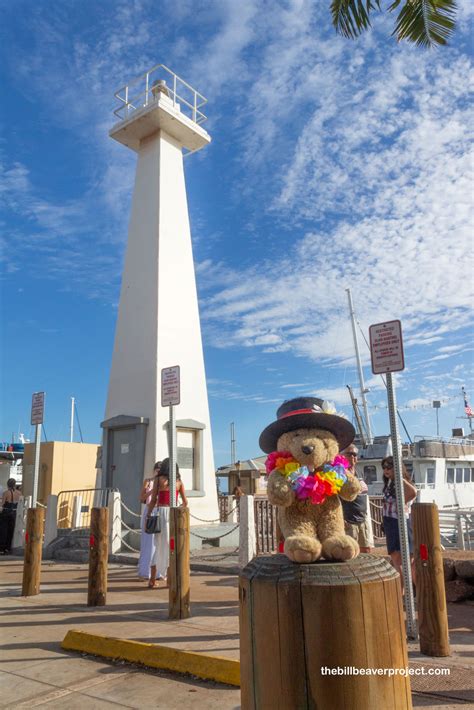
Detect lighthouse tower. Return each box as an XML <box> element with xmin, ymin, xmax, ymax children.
<box><xmin>101</xmin><ymin>65</ymin><xmax>218</xmax><ymax>524</ymax></box>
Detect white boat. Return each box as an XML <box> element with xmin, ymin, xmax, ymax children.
<box><xmin>0</xmin><ymin>436</ymin><xmax>27</xmax><ymax>493</ymax></box>
<box><xmin>354</xmin><ymin>434</ymin><xmax>474</xmax><ymax>510</ymax></box>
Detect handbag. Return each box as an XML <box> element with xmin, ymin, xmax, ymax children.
<box><xmin>145</xmin><ymin>511</ymin><xmax>161</xmax><ymax>534</ymax></box>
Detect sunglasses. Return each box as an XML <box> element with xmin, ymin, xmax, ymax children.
<box><xmin>346</xmin><ymin>452</ymin><xmax>357</xmax><ymax>457</ymax></box>
<box><xmin>382</xmin><ymin>464</ymin><xmax>393</xmax><ymax>470</ymax></box>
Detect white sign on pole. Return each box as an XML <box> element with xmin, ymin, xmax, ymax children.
<box><xmin>369</xmin><ymin>320</ymin><xmax>405</xmax><ymax>375</ymax></box>
<box><xmin>31</xmin><ymin>392</ymin><xmax>45</xmax><ymax>425</ymax></box>
<box><xmin>161</xmin><ymin>366</ymin><xmax>180</xmax><ymax>407</ymax></box>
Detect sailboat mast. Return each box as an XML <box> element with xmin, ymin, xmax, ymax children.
<box><xmin>346</xmin><ymin>385</ymin><xmax>367</xmax><ymax>447</ymax></box>
<box><xmin>70</xmin><ymin>397</ymin><xmax>75</xmax><ymax>443</ymax></box>
<box><xmin>346</xmin><ymin>288</ymin><xmax>373</xmax><ymax>445</ymax></box>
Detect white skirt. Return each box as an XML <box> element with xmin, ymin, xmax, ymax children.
<box><xmin>138</xmin><ymin>505</ymin><xmax>157</xmax><ymax>578</ymax></box>
<box><xmin>151</xmin><ymin>507</ymin><xmax>170</xmax><ymax>579</ymax></box>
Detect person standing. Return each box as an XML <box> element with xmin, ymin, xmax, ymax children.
<box><xmin>137</xmin><ymin>463</ymin><xmax>160</xmax><ymax>579</ymax></box>
<box><xmin>381</xmin><ymin>456</ymin><xmax>417</xmax><ymax>591</ymax></box>
<box><xmin>146</xmin><ymin>458</ymin><xmax>188</xmax><ymax>589</ymax></box>
<box><xmin>0</xmin><ymin>479</ymin><xmax>22</xmax><ymax>554</ymax></box>
<box><xmin>340</xmin><ymin>445</ymin><xmax>373</xmax><ymax>553</ymax></box>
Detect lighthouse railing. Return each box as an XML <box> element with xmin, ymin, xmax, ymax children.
<box><xmin>113</xmin><ymin>63</ymin><xmax>207</xmax><ymax>126</ymax></box>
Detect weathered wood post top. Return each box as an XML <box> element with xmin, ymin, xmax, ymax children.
<box><xmin>239</xmin><ymin>554</ymin><xmax>412</xmax><ymax>710</ymax></box>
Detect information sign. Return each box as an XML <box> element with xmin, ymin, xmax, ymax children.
<box><xmin>161</xmin><ymin>366</ymin><xmax>180</xmax><ymax>407</ymax></box>
<box><xmin>31</xmin><ymin>391</ymin><xmax>45</xmax><ymax>425</ymax></box>
<box><xmin>369</xmin><ymin>320</ymin><xmax>405</xmax><ymax>375</ymax></box>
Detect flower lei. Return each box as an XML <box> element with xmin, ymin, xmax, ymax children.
<box><xmin>265</xmin><ymin>451</ymin><xmax>349</xmax><ymax>505</ymax></box>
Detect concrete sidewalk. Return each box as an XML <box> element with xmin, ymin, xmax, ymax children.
<box><xmin>0</xmin><ymin>557</ymin><xmax>473</xmax><ymax>708</ymax></box>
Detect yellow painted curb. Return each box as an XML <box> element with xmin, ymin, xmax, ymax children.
<box><xmin>62</xmin><ymin>630</ymin><xmax>240</xmax><ymax>687</ymax></box>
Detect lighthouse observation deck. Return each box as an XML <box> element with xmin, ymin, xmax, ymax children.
<box><xmin>110</xmin><ymin>64</ymin><xmax>211</xmax><ymax>154</ymax></box>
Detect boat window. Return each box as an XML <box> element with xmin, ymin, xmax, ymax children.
<box><xmin>455</xmin><ymin>468</ymin><xmax>463</xmax><ymax>483</ymax></box>
<box><xmin>427</xmin><ymin>468</ymin><xmax>435</xmax><ymax>486</ymax></box>
<box><xmin>464</xmin><ymin>468</ymin><xmax>471</xmax><ymax>483</ymax></box>
<box><xmin>363</xmin><ymin>465</ymin><xmax>377</xmax><ymax>484</ymax></box>
<box><xmin>446</xmin><ymin>468</ymin><xmax>454</xmax><ymax>484</ymax></box>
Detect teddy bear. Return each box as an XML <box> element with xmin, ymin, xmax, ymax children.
<box><xmin>259</xmin><ymin>396</ymin><xmax>361</xmax><ymax>563</ymax></box>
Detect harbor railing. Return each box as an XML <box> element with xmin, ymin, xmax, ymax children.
<box><xmin>438</xmin><ymin>509</ymin><xmax>474</xmax><ymax>550</ymax></box>
<box><xmin>57</xmin><ymin>488</ymin><xmax>116</xmax><ymax>530</ymax></box>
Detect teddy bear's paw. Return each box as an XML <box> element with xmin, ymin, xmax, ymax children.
<box><xmin>284</xmin><ymin>535</ymin><xmax>322</xmax><ymax>564</ymax></box>
<box><xmin>267</xmin><ymin>484</ymin><xmax>295</xmax><ymax>507</ymax></box>
<box><xmin>321</xmin><ymin>534</ymin><xmax>359</xmax><ymax>561</ymax></box>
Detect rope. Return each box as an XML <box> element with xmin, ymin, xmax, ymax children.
<box><xmin>121</xmin><ymin>519</ymin><xmax>142</xmax><ymax>534</ymax></box>
<box><xmin>190</xmin><ymin>523</ymin><xmax>240</xmax><ymax>540</ymax></box>
<box><xmin>120</xmin><ymin>501</ymin><xmax>142</xmax><ymax>518</ymax></box>
<box><xmin>120</xmin><ymin>537</ymin><xmax>141</xmax><ymax>553</ymax></box>
<box><xmin>189</xmin><ymin>505</ymin><xmax>239</xmax><ymax>523</ymax></box>
<box><xmin>191</xmin><ymin>546</ymin><xmax>239</xmax><ymax>561</ymax></box>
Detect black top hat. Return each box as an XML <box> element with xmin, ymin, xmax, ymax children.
<box><xmin>259</xmin><ymin>396</ymin><xmax>355</xmax><ymax>454</ymax></box>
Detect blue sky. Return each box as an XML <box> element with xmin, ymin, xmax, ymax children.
<box><xmin>1</xmin><ymin>0</ymin><xmax>473</xmax><ymax>466</ymax></box>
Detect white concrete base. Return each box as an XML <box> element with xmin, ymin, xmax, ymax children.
<box><xmin>109</xmin><ymin>491</ymin><xmax>122</xmax><ymax>554</ymax></box>
<box><xmin>43</xmin><ymin>495</ymin><xmax>58</xmax><ymax>547</ymax></box>
<box><xmin>239</xmin><ymin>495</ymin><xmax>256</xmax><ymax>568</ymax></box>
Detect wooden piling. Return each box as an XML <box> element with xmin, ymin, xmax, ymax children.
<box><xmin>87</xmin><ymin>507</ymin><xmax>109</xmax><ymax>607</ymax></box>
<box><xmin>169</xmin><ymin>507</ymin><xmax>190</xmax><ymax>619</ymax></box>
<box><xmin>412</xmin><ymin>502</ymin><xmax>450</xmax><ymax>657</ymax></box>
<box><xmin>239</xmin><ymin>554</ymin><xmax>412</xmax><ymax>710</ymax></box>
<box><xmin>22</xmin><ymin>507</ymin><xmax>45</xmax><ymax>596</ymax></box>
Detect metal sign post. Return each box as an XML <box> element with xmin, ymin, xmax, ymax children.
<box><xmin>161</xmin><ymin>366</ymin><xmax>180</xmax><ymax>508</ymax></box>
<box><xmin>369</xmin><ymin>321</ymin><xmax>417</xmax><ymax>640</ymax></box>
<box><xmin>30</xmin><ymin>392</ymin><xmax>45</xmax><ymax>508</ymax></box>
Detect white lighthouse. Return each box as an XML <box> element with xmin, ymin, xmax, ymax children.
<box><xmin>101</xmin><ymin>65</ymin><xmax>218</xmax><ymax>525</ymax></box>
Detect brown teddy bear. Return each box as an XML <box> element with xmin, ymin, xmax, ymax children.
<box><xmin>259</xmin><ymin>396</ymin><xmax>361</xmax><ymax>563</ymax></box>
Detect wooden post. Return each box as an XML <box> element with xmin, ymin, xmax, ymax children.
<box><xmin>22</xmin><ymin>508</ymin><xmax>45</xmax><ymax>596</ymax></box>
<box><xmin>239</xmin><ymin>555</ymin><xmax>412</xmax><ymax>710</ymax></box>
<box><xmin>87</xmin><ymin>507</ymin><xmax>109</xmax><ymax>607</ymax></box>
<box><xmin>169</xmin><ymin>507</ymin><xmax>190</xmax><ymax>619</ymax></box>
<box><xmin>412</xmin><ymin>502</ymin><xmax>450</xmax><ymax>657</ymax></box>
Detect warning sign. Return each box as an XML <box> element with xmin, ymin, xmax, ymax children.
<box><xmin>369</xmin><ymin>320</ymin><xmax>405</xmax><ymax>375</ymax></box>
<box><xmin>161</xmin><ymin>366</ymin><xmax>180</xmax><ymax>407</ymax></box>
<box><xmin>31</xmin><ymin>391</ymin><xmax>45</xmax><ymax>425</ymax></box>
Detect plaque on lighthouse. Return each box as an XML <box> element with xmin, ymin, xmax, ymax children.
<box><xmin>101</xmin><ymin>64</ymin><xmax>218</xmax><ymax>526</ymax></box>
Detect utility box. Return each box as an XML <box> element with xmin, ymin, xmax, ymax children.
<box><xmin>22</xmin><ymin>441</ymin><xmax>100</xmax><ymax>504</ymax></box>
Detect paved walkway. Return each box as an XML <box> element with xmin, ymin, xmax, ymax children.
<box><xmin>0</xmin><ymin>556</ymin><xmax>473</xmax><ymax>708</ymax></box>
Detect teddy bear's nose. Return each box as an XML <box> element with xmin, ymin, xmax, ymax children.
<box><xmin>302</xmin><ymin>445</ymin><xmax>314</xmax><ymax>455</ymax></box>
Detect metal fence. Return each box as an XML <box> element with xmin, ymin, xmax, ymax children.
<box><xmin>439</xmin><ymin>509</ymin><xmax>474</xmax><ymax>550</ymax></box>
<box><xmin>113</xmin><ymin>63</ymin><xmax>208</xmax><ymax>125</ymax></box>
<box><xmin>57</xmin><ymin>488</ymin><xmax>114</xmax><ymax>529</ymax></box>
<box><xmin>254</xmin><ymin>498</ymin><xmax>279</xmax><ymax>554</ymax></box>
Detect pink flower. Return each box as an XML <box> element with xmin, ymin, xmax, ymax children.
<box><xmin>309</xmin><ymin>476</ymin><xmax>333</xmax><ymax>505</ymax></box>
<box><xmin>294</xmin><ymin>475</ymin><xmax>316</xmax><ymax>500</ymax></box>
<box><xmin>332</xmin><ymin>455</ymin><xmax>349</xmax><ymax>469</ymax></box>
<box><xmin>265</xmin><ymin>450</ymin><xmax>294</xmax><ymax>474</ymax></box>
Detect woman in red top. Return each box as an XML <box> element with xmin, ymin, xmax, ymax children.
<box><xmin>146</xmin><ymin>458</ymin><xmax>187</xmax><ymax>588</ymax></box>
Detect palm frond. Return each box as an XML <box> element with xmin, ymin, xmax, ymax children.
<box><xmin>331</xmin><ymin>0</ymin><xmax>382</xmax><ymax>39</ymax></box>
<box><xmin>388</xmin><ymin>0</ymin><xmax>457</xmax><ymax>47</ymax></box>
